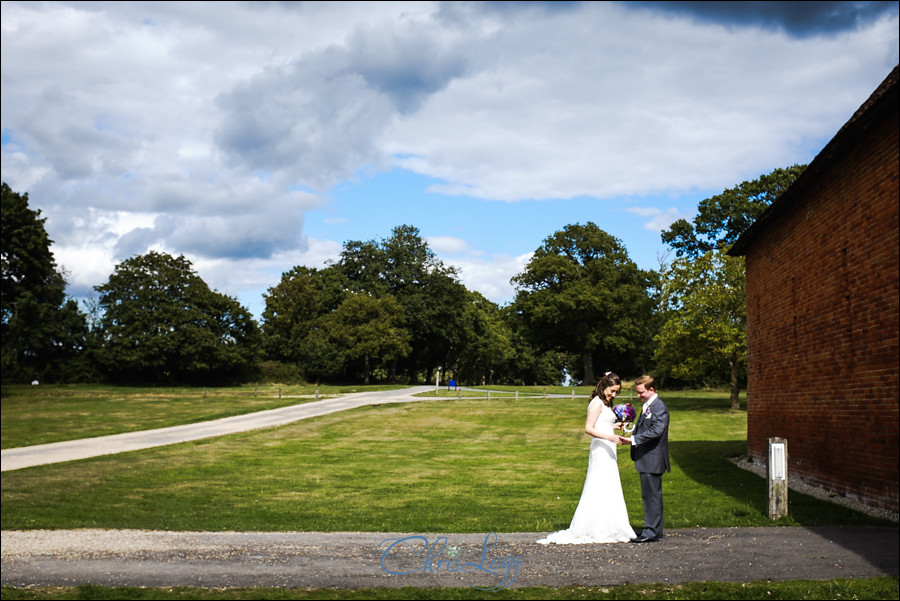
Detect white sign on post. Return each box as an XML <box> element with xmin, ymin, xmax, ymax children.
<box><xmin>767</xmin><ymin>437</ymin><xmax>788</xmax><ymax>519</ymax></box>
<box><xmin>769</xmin><ymin>442</ymin><xmax>786</xmax><ymax>480</ymax></box>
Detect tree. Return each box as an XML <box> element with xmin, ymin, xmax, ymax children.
<box><xmin>262</xmin><ymin>226</ymin><xmax>469</xmax><ymax>385</ymax></box>
<box><xmin>261</xmin><ymin>266</ymin><xmax>343</xmax><ymax>363</ymax></box>
<box><xmin>662</xmin><ymin>165</ymin><xmax>806</xmax><ymax>257</ymax></box>
<box><xmin>95</xmin><ymin>251</ymin><xmax>260</xmax><ymax>384</ymax></box>
<box><xmin>490</xmin><ymin>304</ymin><xmax>569</xmax><ymax>386</ymax></box>
<box><xmin>453</xmin><ymin>291</ymin><xmax>515</xmax><ymax>385</ymax></box>
<box><xmin>655</xmin><ymin>249</ymin><xmax>746</xmax><ymax>408</ymax></box>
<box><xmin>1</xmin><ymin>183</ymin><xmax>88</xmax><ymax>383</ymax></box>
<box><xmin>261</xmin><ymin>266</ymin><xmax>321</xmax><ymax>364</ymax></box>
<box><xmin>657</xmin><ymin>165</ymin><xmax>805</xmax><ymax>397</ymax></box>
<box><xmin>260</xmin><ymin>265</ymin><xmax>351</xmax><ymax>382</ymax></box>
<box><xmin>338</xmin><ymin>240</ymin><xmax>389</xmax><ymax>297</ymax></box>
<box><xmin>338</xmin><ymin>225</ymin><xmax>468</xmax><ymax>383</ymax></box>
<box><xmin>511</xmin><ymin>223</ymin><xmax>654</xmax><ymax>384</ymax></box>
<box><xmin>320</xmin><ymin>293</ymin><xmax>411</xmax><ymax>384</ymax></box>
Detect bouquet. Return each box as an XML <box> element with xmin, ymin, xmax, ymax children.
<box><xmin>612</xmin><ymin>403</ymin><xmax>637</xmax><ymax>433</ymax></box>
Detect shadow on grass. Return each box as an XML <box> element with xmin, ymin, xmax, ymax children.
<box><xmin>670</xmin><ymin>440</ymin><xmax>895</xmax><ymax>527</ymax></box>
<box><xmin>664</xmin><ymin>396</ymin><xmax>746</xmax><ymax>412</ymax></box>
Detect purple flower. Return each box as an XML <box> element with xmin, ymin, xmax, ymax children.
<box><xmin>612</xmin><ymin>403</ymin><xmax>636</xmax><ymax>423</ymax></box>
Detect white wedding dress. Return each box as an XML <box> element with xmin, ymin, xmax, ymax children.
<box><xmin>537</xmin><ymin>398</ymin><xmax>635</xmax><ymax>544</ymax></box>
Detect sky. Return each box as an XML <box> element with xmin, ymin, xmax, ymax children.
<box><xmin>2</xmin><ymin>1</ymin><xmax>898</xmax><ymax>320</ymax></box>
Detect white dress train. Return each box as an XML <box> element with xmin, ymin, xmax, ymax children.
<box><xmin>537</xmin><ymin>398</ymin><xmax>635</xmax><ymax>544</ymax></box>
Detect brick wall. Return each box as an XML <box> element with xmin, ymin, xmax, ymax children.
<box><xmin>744</xmin><ymin>105</ymin><xmax>899</xmax><ymax>512</ymax></box>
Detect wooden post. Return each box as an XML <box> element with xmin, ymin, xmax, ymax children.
<box><xmin>767</xmin><ymin>437</ymin><xmax>788</xmax><ymax>519</ymax></box>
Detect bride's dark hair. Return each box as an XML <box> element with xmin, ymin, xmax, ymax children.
<box><xmin>591</xmin><ymin>372</ymin><xmax>621</xmax><ymax>407</ymax></box>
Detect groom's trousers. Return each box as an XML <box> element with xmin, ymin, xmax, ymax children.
<box><xmin>639</xmin><ymin>471</ymin><xmax>664</xmax><ymax>539</ymax></box>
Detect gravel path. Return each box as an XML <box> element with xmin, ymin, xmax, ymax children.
<box><xmin>2</xmin><ymin>527</ymin><xmax>897</xmax><ymax>589</ymax></box>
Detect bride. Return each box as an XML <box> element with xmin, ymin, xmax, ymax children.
<box><xmin>538</xmin><ymin>372</ymin><xmax>636</xmax><ymax>544</ymax></box>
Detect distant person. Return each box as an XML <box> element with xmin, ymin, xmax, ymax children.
<box><xmin>538</xmin><ymin>372</ymin><xmax>635</xmax><ymax>544</ymax></box>
<box><xmin>626</xmin><ymin>375</ymin><xmax>670</xmax><ymax>543</ymax></box>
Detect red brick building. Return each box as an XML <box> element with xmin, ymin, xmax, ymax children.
<box><xmin>729</xmin><ymin>65</ymin><xmax>899</xmax><ymax>512</ymax></box>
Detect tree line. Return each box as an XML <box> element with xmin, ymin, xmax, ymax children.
<box><xmin>1</xmin><ymin>166</ymin><xmax>804</xmax><ymax>395</ymax></box>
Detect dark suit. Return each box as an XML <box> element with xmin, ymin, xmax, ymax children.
<box><xmin>630</xmin><ymin>395</ymin><xmax>670</xmax><ymax>539</ymax></box>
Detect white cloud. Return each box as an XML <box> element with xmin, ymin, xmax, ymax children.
<box><xmin>426</xmin><ymin>235</ymin><xmax>470</xmax><ymax>254</ymax></box>
<box><xmin>443</xmin><ymin>252</ymin><xmax>534</xmax><ymax>306</ymax></box>
<box><xmin>2</xmin><ymin>1</ymin><xmax>897</xmax><ymax>317</ymax></box>
<box><xmin>195</xmin><ymin>237</ymin><xmax>344</xmax><ymax>298</ymax></box>
<box><xmin>626</xmin><ymin>207</ymin><xmax>692</xmax><ymax>233</ymax></box>
<box><xmin>389</xmin><ymin>3</ymin><xmax>898</xmax><ymax>201</ymax></box>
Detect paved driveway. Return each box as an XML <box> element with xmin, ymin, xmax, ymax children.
<box><xmin>2</xmin><ymin>527</ymin><xmax>897</xmax><ymax>589</ymax></box>
<box><xmin>1</xmin><ymin>386</ymin><xmax>439</xmax><ymax>472</ymax></box>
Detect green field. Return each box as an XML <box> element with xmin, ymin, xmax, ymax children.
<box><xmin>1</xmin><ymin>385</ymin><xmax>896</xmax><ymax>600</ymax></box>
<box><xmin>0</xmin><ymin>383</ymin><xmax>406</xmax><ymax>449</ymax></box>
<box><xmin>1</xmin><ymin>386</ymin><xmax>888</xmax><ymax>532</ymax></box>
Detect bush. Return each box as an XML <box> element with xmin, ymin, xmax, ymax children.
<box><xmin>257</xmin><ymin>361</ymin><xmax>305</xmax><ymax>384</ymax></box>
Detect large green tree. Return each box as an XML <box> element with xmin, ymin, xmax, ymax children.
<box><xmin>453</xmin><ymin>291</ymin><xmax>515</xmax><ymax>385</ymax></box>
<box><xmin>511</xmin><ymin>223</ymin><xmax>654</xmax><ymax>384</ymax></box>
<box><xmin>319</xmin><ymin>293</ymin><xmax>411</xmax><ymax>384</ymax></box>
<box><xmin>1</xmin><ymin>183</ymin><xmax>89</xmax><ymax>383</ymax></box>
<box><xmin>655</xmin><ymin>249</ymin><xmax>746</xmax><ymax>408</ymax></box>
<box><xmin>261</xmin><ymin>265</ymin><xmax>346</xmax><ymax>367</ymax></box>
<box><xmin>501</xmin><ymin>304</ymin><xmax>571</xmax><ymax>386</ymax></box>
<box><xmin>95</xmin><ymin>251</ymin><xmax>260</xmax><ymax>384</ymax></box>
<box><xmin>662</xmin><ymin>165</ymin><xmax>806</xmax><ymax>257</ymax></box>
<box><xmin>339</xmin><ymin>225</ymin><xmax>468</xmax><ymax>383</ymax></box>
<box><xmin>657</xmin><ymin>165</ymin><xmax>805</xmax><ymax>395</ymax></box>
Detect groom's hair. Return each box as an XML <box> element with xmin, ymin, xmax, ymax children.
<box><xmin>635</xmin><ymin>375</ymin><xmax>655</xmax><ymax>390</ymax></box>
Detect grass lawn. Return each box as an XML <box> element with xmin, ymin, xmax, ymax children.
<box><xmin>1</xmin><ymin>388</ymin><xmax>889</xmax><ymax>532</ymax></box>
<box><xmin>1</xmin><ymin>385</ymin><xmax>896</xmax><ymax>600</ymax></box>
<box><xmin>0</xmin><ymin>383</ymin><xmax>407</xmax><ymax>449</ymax></box>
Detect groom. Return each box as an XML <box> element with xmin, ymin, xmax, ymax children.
<box><xmin>627</xmin><ymin>375</ymin><xmax>670</xmax><ymax>543</ymax></box>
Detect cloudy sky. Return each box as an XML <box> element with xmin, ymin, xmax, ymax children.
<box><xmin>2</xmin><ymin>1</ymin><xmax>898</xmax><ymax>319</ymax></box>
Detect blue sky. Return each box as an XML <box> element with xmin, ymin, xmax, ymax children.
<box><xmin>2</xmin><ymin>1</ymin><xmax>898</xmax><ymax>319</ymax></box>
<box><xmin>311</xmin><ymin>168</ymin><xmax>696</xmax><ymax>299</ymax></box>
